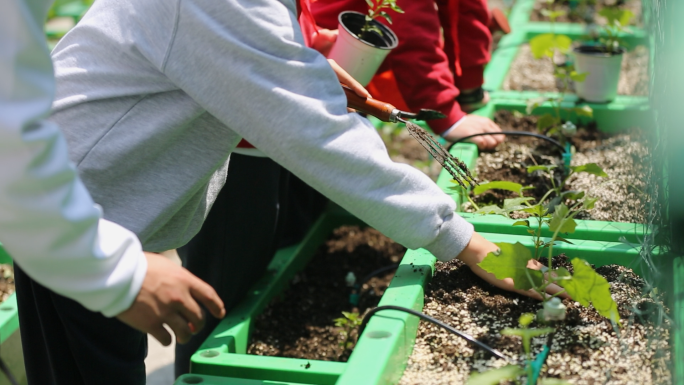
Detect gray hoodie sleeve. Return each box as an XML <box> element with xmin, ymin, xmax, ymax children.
<box><xmin>161</xmin><ymin>0</ymin><xmax>473</xmax><ymax>260</ymax></box>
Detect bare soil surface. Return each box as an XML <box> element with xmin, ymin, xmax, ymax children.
<box><xmin>465</xmin><ymin>110</ymin><xmax>649</xmax><ymax>223</ymax></box>
<box><xmin>380</xmin><ymin>126</ymin><xmax>443</xmax><ymax>181</ymax></box>
<box><xmin>248</xmin><ymin>226</ymin><xmax>405</xmax><ymax>362</ymax></box>
<box><xmin>0</xmin><ymin>264</ymin><xmax>14</xmax><ymax>304</ymax></box>
<box><xmin>399</xmin><ymin>255</ymin><xmax>671</xmax><ymax>385</ymax></box>
<box><xmin>503</xmin><ymin>44</ymin><xmax>649</xmax><ymax>96</ymax></box>
<box><xmin>529</xmin><ymin>0</ymin><xmax>643</xmax><ymax>26</ymax></box>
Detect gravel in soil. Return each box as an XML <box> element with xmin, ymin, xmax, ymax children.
<box><xmin>0</xmin><ymin>264</ymin><xmax>14</xmax><ymax>304</ymax></box>
<box><xmin>503</xmin><ymin>44</ymin><xmax>649</xmax><ymax>97</ymax></box>
<box><xmin>248</xmin><ymin>226</ymin><xmax>405</xmax><ymax>362</ymax></box>
<box><xmin>465</xmin><ymin>110</ymin><xmax>649</xmax><ymax>223</ymax></box>
<box><xmin>529</xmin><ymin>0</ymin><xmax>643</xmax><ymax>26</ymax></box>
<box><xmin>399</xmin><ymin>255</ymin><xmax>671</xmax><ymax>385</ymax></box>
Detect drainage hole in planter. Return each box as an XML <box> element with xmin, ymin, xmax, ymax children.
<box><xmin>248</xmin><ymin>226</ymin><xmax>405</xmax><ymax>362</ymax></box>
<box><xmin>199</xmin><ymin>350</ymin><xmax>220</xmax><ymax>358</ymax></box>
<box><xmin>182</xmin><ymin>376</ymin><xmax>204</xmax><ymax>384</ymax></box>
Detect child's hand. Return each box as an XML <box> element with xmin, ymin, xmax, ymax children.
<box><xmin>444</xmin><ymin>115</ymin><xmax>505</xmax><ymax>151</ymax></box>
<box><xmin>456</xmin><ymin>232</ymin><xmax>569</xmax><ymax>300</ymax></box>
<box><xmin>312</xmin><ymin>28</ymin><xmax>338</xmax><ymax>57</ymax></box>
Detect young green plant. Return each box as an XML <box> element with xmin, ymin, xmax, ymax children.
<box><xmin>360</xmin><ymin>0</ymin><xmax>404</xmax><ymax>39</ymax></box>
<box><xmin>592</xmin><ymin>7</ymin><xmax>635</xmax><ymax>54</ymax></box>
<box><xmin>333</xmin><ymin>311</ymin><xmax>363</xmax><ymax>360</ymax></box>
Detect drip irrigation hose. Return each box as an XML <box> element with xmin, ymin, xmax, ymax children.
<box><xmin>447</xmin><ymin>131</ymin><xmax>567</xmax><ymax>153</ymax></box>
<box><xmin>528</xmin><ymin>331</ymin><xmax>556</xmax><ymax>385</ymax></box>
<box><xmin>350</xmin><ymin>264</ymin><xmax>399</xmax><ymax>306</ymax></box>
<box><xmin>358</xmin><ymin>305</ymin><xmax>511</xmax><ymax>362</ymax></box>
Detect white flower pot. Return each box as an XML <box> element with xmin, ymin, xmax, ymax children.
<box><xmin>573</xmin><ymin>46</ymin><xmax>624</xmax><ymax>103</ymax></box>
<box><xmin>327</xmin><ymin>11</ymin><xmax>399</xmax><ymax>86</ymax></box>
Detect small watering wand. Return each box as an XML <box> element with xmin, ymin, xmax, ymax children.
<box><xmin>342</xmin><ymin>85</ymin><xmax>478</xmax><ymax>188</ymax></box>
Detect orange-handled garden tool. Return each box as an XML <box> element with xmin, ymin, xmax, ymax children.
<box><xmin>342</xmin><ymin>84</ymin><xmax>477</xmax><ymax>188</ymax></box>
<box><xmin>341</xmin><ymin>84</ymin><xmax>446</xmax><ymax>123</ymax></box>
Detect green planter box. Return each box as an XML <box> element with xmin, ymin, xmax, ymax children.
<box><xmin>185</xmin><ymin>207</ymin><xmax>682</xmax><ymax>384</ymax></box>
<box><xmin>0</xmin><ymin>244</ymin><xmax>18</xmax><ymax>345</ymax></box>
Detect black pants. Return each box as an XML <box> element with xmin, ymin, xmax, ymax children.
<box><xmin>15</xmin><ymin>264</ymin><xmax>147</xmax><ymax>385</ymax></box>
<box><xmin>174</xmin><ymin>154</ymin><xmax>291</xmax><ymax>376</ymax></box>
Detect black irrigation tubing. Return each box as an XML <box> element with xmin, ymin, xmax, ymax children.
<box><xmin>447</xmin><ymin>131</ymin><xmax>567</xmax><ymax>153</ymax></box>
<box><xmin>357</xmin><ymin>264</ymin><xmax>399</xmax><ymax>289</ymax></box>
<box><xmin>358</xmin><ymin>305</ymin><xmax>511</xmax><ymax>362</ymax></box>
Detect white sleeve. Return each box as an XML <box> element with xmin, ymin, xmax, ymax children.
<box><xmin>0</xmin><ymin>0</ymin><xmax>147</xmax><ymax>317</ymax></box>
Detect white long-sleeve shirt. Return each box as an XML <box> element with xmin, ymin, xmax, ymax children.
<box><xmin>50</xmin><ymin>0</ymin><xmax>474</xmax><ymax>260</ymax></box>
<box><xmin>0</xmin><ymin>0</ymin><xmax>147</xmax><ymax>317</ymax></box>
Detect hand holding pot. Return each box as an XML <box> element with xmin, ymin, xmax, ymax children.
<box><xmin>116</xmin><ymin>252</ymin><xmax>226</xmax><ymax>346</ymax></box>
<box><xmin>457</xmin><ymin>232</ymin><xmax>569</xmax><ymax>300</ymax></box>
<box><xmin>311</xmin><ymin>28</ymin><xmax>338</xmax><ymax>57</ymax></box>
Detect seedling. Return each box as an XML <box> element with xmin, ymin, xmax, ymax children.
<box><xmin>334</xmin><ymin>311</ymin><xmax>363</xmax><ymax>360</ymax></box>
<box><xmin>359</xmin><ymin>0</ymin><xmax>404</xmax><ymax>39</ymax></box>
<box><xmin>527</xmin><ymin>2</ymin><xmax>593</xmax><ymax>142</ymax></box>
<box><xmin>590</xmin><ymin>7</ymin><xmax>635</xmax><ymax>54</ymax></box>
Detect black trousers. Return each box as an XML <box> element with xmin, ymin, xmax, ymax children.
<box><xmin>15</xmin><ymin>264</ymin><xmax>147</xmax><ymax>385</ymax></box>
<box><xmin>174</xmin><ymin>154</ymin><xmax>291</xmax><ymax>376</ymax></box>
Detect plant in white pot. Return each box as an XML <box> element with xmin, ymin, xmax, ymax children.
<box><xmin>327</xmin><ymin>0</ymin><xmax>403</xmax><ymax>86</ymax></box>
<box><xmin>572</xmin><ymin>7</ymin><xmax>635</xmax><ymax>103</ymax></box>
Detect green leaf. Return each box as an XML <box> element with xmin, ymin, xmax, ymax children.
<box><xmin>466</xmin><ymin>365</ymin><xmax>524</xmax><ymax>385</ymax></box>
<box><xmin>379</xmin><ymin>11</ymin><xmax>392</xmax><ymax>24</ymax></box>
<box><xmin>570</xmin><ymin>163</ymin><xmax>608</xmax><ymax>177</ymax></box>
<box><xmin>473</xmin><ymin>181</ymin><xmax>523</xmax><ymax>196</ymax></box>
<box><xmin>539</xmin><ymin>378</ymin><xmax>573</xmax><ymax>385</ymax></box>
<box><xmin>530</xmin><ymin>33</ymin><xmax>556</xmax><ymax>58</ymax></box>
<box><xmin>527</xmin><ymin>164</ymin><xmax>556</xmax><ymax>173</ymax></box>
<box><xmin>561</xmin><ymin>190</ymin><xmax>585</xmax><ymax>200</ymax></box>
<box><xmin>475</xmin><ymin>205</ymin><xmax>506</xmax><ymax>215</ymax></box>
<box><xmin>554</xmin><ymin>35</ymin><xmax>572</xmax><ymax>54</ymax></box>
<box><xmin>583</xmin><ymin>197</ymin><xmax>598</xmax><ymax>210</ymax></box>
<box><xmin>559</xmin><ymin>258</ymin><xmax>621</xmax><ymax>323</ymax></box>
<box><xmin>478</xmin><ymin>242</ymin><xmax>543</xmax><ymax>291</ymax></box>
<box><xmin>569</xmin><ymin>71</ymin><xmax>589</xmax><ymax>82</ymax></box>
<box><xmin>519</xmin><ymin>313</ymin><xmax>535</xmax><ymax>327</ymax></box>
<box><xmin>536</xmin><ymin>113</ymin><xmax>557</xmax><ymax>131</ymax></box>
<box><xmin>503</xmin><ymin>197</ymin><xmax>534</xmax><ymax>211</ymax></box>
<box><xmin>599</xmin><ymin>7</ymin><xmax>634</xmax><ymax>26</ymax></box>
<box><xmin>512</xmin><ymin>220</ymin><xmax>530</xmax><ymax>227</ymax></box>
<box><xmin>548</xmin><ymin>203</ymin><xmax>577</xmax><ymax>234</ymax></box>
<box><xmin>522</xmin><ymin>204</ymin><xmax>547</xmax><ymax>217</ymax></box>
<box><xmin>554</xmin><ymin>236</ymin><xmax>574</xmax><ymax>245</ymax></box>
<box><xmin>571</xmin><ymin>105</ymin><xmax>593</xmax><ymax>118</ymax></box>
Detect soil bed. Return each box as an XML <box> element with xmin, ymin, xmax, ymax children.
<box><xmin>399</xmin><ymin>255</ymin><xmax>671</xmax><ymax>385</ymax></box>
<box><xmin>0</xmin><ymin>264</ymin><xmax>14</xmax><ymax>304</ymax></box>
<box><xmin>503</xmin><ymin>44</ymin><xmax>649</xmax><ymax>96</ymax></box>
<box><xmin>529</xmin><ymin>0</ymin><xmax>642</xmax><ymax>26</ymax></box>
<box><xmin>380</xmin><ymin>125</ymin><xmax>442</xmax><ymax>181</ymax></box>
<box><xmin>248</xmin><ymin>226</ymin><xmax>405</xmax><ymax>362</ymax></box>
<box><xmin>464</xmin><ymin>110</ymin><xmax>649</xmax><ymax>223</ymax></box>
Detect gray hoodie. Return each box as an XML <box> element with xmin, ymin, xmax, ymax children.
<box><xmin>50</xmin><ymin>0</ymin><xmax>474</xmax><ymax>261</ymax></box>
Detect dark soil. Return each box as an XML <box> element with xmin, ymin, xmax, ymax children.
<box><xmin>248</xmin><ymin>226</ymin><xmax>405</xmax><ymax>362</ymax></box>
<box><xmin>0</xmin><ymin>264</ymin><xmax>14</xmax><ymax>304</ymax></box>
<box><xmin>529</xmin><ymin>0</ymin><xmax>642</xmax><ymax>26</ymax></box>
<box><xmin>399</xmin><ymin>255</ymin><xmax>671</xmax><ymax>384</ymax></box>
<box><xmin>468</xmin><ymin>110</ymin><xmax>649</xmax><ymax>223</ymax></box>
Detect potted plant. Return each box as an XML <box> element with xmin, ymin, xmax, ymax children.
<box><xmin>572</xmin><ymin>8</ymin><xmax>635</xmax><ymax>102</ymax></box>
<box><xmin>327</xmin><ymin>0</ymin><xmax>402</xmax><ymax>86</ymax></box>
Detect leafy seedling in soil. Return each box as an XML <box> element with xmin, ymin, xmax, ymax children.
<box><xmin>528</xmin><ymin>1</ymin><xmax>593</xmax><ymax>143</ymax></box>
<box><xmin>333</xmin><ymin>311</ymin><xmax>363</xmax><ymax>361</ymax></box>
<box><xmin>360</xmin><ymin>0</ymin><xmax>404</xmax><ymax>40</ymax></box>
<box><xmin>585</xmin><ymin>8</ymin><xmax>635</xmax><ymax>54</ymax></box>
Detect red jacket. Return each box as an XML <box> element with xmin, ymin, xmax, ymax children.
<box><xmin>311</xmin><ymin>0</ymin><xmax>491</xmax><ymax>134</ymax></box>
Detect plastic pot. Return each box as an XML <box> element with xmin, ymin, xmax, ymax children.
<box><xmin>573</xmin><ymin>45</ymin><xmax>625</xmax><ymax>103</ymax></box>
<box><xmin>327</xmin><ymin>11</ymin><xmax>398</xmax><ymax>86</ymax></box>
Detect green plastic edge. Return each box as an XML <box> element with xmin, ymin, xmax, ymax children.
<box><xmin>175</xmin><ymin>374</ymin><xmax>312</xmax><ymax>385</ymax></box>
<box><xmin>0</xmin><ymin>244</ymin><xmax>18</xmax><ymax>345</ymax></box>
<box><xmin>675</xmin><ymin>256</ymin><xmax>684</xmax><ymax>385</ymax></box>
<box><xmin>189</xmin><ymin>208</ymin><xmax>668</xmax><ymax>385</ymax></box>
<box><xmin>190</xmin><ymin>209</ymin><xmax>365</xmax><ymax>384</ymax></box>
